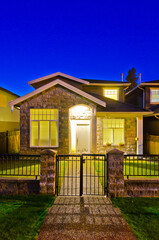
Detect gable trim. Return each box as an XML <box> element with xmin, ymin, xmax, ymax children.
<box><xmin>28</xmin><ymin>72</ymin><xmax>90</xmax><ymax>86</ymax></box>
<box><xmin>9</xmin><ymin>79</ymin><xmax>106</xmax><ymax>107</ymax></box>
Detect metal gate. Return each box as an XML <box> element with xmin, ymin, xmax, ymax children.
<box><xmin>56</xmin><ymin>154</ymin><xmax>107</xmax><ymax>196</ymax></box>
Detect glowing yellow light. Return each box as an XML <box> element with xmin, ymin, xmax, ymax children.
<box><xmin>71</xmin><ymin>120</ymin><xmax>76</xmax><ymax>153</ymax></box>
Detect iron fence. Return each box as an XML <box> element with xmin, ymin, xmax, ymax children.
<box><xmin>0</xmin><ymin>154</ymin><xmax>40</xmax><ymax>178</ymax></box>
<box><xmin>56</xmin><ymin>154</ymin><xmax>107</xmax><ymax>196</ymax></box>
<box><xmin>124</xmin><ymin>154</ymin><xmax>159</xmax><ymax>178</ymax></box>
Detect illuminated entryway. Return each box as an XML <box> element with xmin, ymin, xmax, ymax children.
<box><xmin>69</xmin><ymin>105</ymin><xmax>92</xmax><ymax>154</ymax></box>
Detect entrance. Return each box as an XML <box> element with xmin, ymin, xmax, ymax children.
<box><xmin>56</xmin><ymin>154</ymin><xmax>107</xmax><ymax>196</ymax></box>
<box><xmin>70</xmin><ymin>120</ymin><xmax>91</xmax><ymax>154</ymax></box>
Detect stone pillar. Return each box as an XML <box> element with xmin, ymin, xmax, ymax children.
<box><xmin>40</xmin><ymin>149</ymin><xmax>57</xmax><ymax>195</ymax></box>
<box><xmin>107</xmin><ymin>149</ymin><xmax>124</xmax><ymax>198</ymax></box>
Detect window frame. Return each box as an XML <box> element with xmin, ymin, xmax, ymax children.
<box><xmin>150</xmin><ymin>88</ymin><xmax>159</xmax><ymax>104</ymax></box>
<box><xmin>103</xmin><ymin>119</ymin><xmax>125</xmax><ymax>146</ymax></box>
<box><xmin>103</xmin><ymin>88</ymin><xmax>119</xmax><ymax>100</ymax></box>
<box><xmin>30</xmin><ymin>109</ymin><xmax>59</xmax><ymax>148</ymax></box>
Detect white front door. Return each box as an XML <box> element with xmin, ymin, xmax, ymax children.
<box><xmin>70</xmin><ymin>120</ymin><xmax>91</xmax><ymax>154</ymax></box>
<box><xmin>76</xmin><ymin>124</ymin><xmax>90</xmax><ymax>154</ymax></box>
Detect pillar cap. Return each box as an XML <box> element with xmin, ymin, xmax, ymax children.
<box><xmin>107</xmin><ymin>149</ymin><xmax>124</xmax><ymax>155</ymax></box>
<box><xmin>41</xmin><ymin>149</ymin><xmax>57</xmax><ymax>156</ymax></box>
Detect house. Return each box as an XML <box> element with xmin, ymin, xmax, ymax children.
<box><xmin>9</xmin><ymin>72</ymin><xmax>151</xmax><ymax>155</ymax></box>
<box><xmin>0</xmin><ymin>87</ymin><xmax>19</xmax><ymax>132</ymax></box>
<box><xmin>126</xmin><ymin>80</ymin><xmax>159</xmax><ymax>153</ymax></box>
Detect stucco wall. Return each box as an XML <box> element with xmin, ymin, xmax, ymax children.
<box><xmin>96</xmin><ymin>116</ymin><xmax>137</xmax><ymax>154</ymax></box>
<box><xmin>20</xmin><ymin>86</ymin><xmax>96</xmax><ymax>155</ymax></box>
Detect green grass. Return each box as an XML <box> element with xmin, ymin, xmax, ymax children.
<box><xmin>124</xmin><ymin>160</ymin><xmax>159</xmax><ymax>176</ymax></box>
<box><xmin>57</xmin><ymin>160</ymin><xmax>68</xmax><ymax>194</ymax></box>
<box><xmin>112</xmin><ymin>197</ymin><xmax>159</xmax><ymax>240</ymax></box>
<box><xmin>0</xmin><ymin>161</ymin><xmax>40</xmax><ymax>177</ymax></box>
<box><xmin>0</xmin><ymin>195</ymin><xmax>55</xmax><ymax>240</ymax></box>
<box><xmin>94</xmin><ymin>160</ymin><xmax>106</xmax><ymax>189</ymax></box>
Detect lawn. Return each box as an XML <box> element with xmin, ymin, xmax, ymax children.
<box><xmin>124</xmin><ymin>160</ymin><xmax>159</xmax><ymax>177</ymax></box>
<box><xmin>0</xmin><ymin>195</ymin><xmax>55</xmax><ymax>240</ymax></box>
<box><xmin>0</xmin><ymin>160</ymin><xmax>40</xmax><ymax>177</ymax></box>
<box><xmin>112</xmin><ymin>197</ymin><xmax>159</xmax><ymax>240</ymax></box>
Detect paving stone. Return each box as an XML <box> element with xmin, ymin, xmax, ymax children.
<box><xmin>38</xmin><ymin>196</ymin><xmax>136</xmax><ymax>240</ymax></box>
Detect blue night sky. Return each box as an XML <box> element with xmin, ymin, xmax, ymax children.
<box><xmin>0</xmin><ymin>0</ymin><xmax>159</xmax><ymax>96</ymax></box>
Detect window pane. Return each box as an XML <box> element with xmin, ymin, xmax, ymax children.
<box><xmin>103</xmin><ymin>129</ymin><xmax>113</xmax><ymax>145</ymax></box>
<box><xmin>151</xmin><ymin>89</ymin><xmax>159</xmax><ymax>103</ymax></box>
<box><xmin>40</xmin><ymin>121</ymin><xmax>49</xmax><ymax>146</ymax></box>
<box><xmin>51</xmin><ymin>121</ymin><xmax>58</xmax><ymax>146</ymax></box>
<box><xmin>114</xmin><ymin>129</ymin><xmax>124</xmax><ymax>145</ymax></box>
<box><xmin>103</xmin><ymin>89</ymin><xmax>118</xmax><ymax>100</ymax></box>
<box><xmin>31</xmin><ymin>121</ymin><xmax>38</xmax><ymax>146</ymax></box>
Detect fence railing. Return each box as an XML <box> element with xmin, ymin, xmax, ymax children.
<box><xmin>124</xmin><ymin>155</ymin><xmax>159</xmax><ymax>178</ymax></box>
<box><xmin>0</xmin><ymin>154</ymin><xmax>40</xmax><ymax>178</ymax></box>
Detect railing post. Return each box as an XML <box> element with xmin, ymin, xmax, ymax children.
<box><xmin>40</xmin><ymin>149</ymin><xmax>57</xmax><ymax>195</ymax></box>
<box><xmin>80</xmin><ymin>155</ymin><xmax>83</xmax><ymax>196</ymax></box>
<box><xmin>107</xmin><ymin>149</ymin><xmax>125</xmax><ymax>198</ymax></box>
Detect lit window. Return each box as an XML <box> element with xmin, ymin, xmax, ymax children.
<box><xmin>30</xmin><ymin>109</ymin><xmax>58</xmax><ymax>147</ymax></box>
<box><xmin>103</xmin><ymin>89</ymin><xmax>118</xmax><ymax>100</ymax></box>
<box><xmin>150</xmin><ymin>89</ymin><xmax>159</xmax><ymax>103</ymax></box>
<box><xmin>103</xmin><ymin>119</ymin><xmax>124</xmax><ymax>145</ymax></box>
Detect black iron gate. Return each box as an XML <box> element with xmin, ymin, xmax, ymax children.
<box><xmin>56</xmin><ymin>154</ymin><xmax>107</xmax><ymax>196</ymax></box>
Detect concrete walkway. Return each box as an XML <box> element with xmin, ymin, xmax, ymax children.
<box><xmin>38</xmin><ymin>196</ymin><xmax>136</xmax><ymax>240</ymax></box>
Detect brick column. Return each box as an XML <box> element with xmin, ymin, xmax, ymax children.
<box><xmin>40</xmin><ymin>149</ymin><xmax>57</xmax><ymax>195</ymax></box>
<box><xmin>107</xmin><ymin>149</ymin><xmax>124</xmax><ymax>198</ymax></box>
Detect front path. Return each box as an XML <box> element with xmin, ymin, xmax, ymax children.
<box><xmin>38</xmin><ymin>196</ymin><xmax>136</xmax><ymax>240</ymax></box>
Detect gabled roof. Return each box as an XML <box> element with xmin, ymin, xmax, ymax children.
<box><xmin>126</xmin><ymin>80</ymin><xmax>159</xmax><ymax>95</ymax></box>
<box><xmin>82</xmin><ymin>78</ymin><xmax>131</xmax><ymax>87</ymax></box>
<box><xmin>9</xmin><ymin>79</ymin><xmax>106</xmax><ymax>108</ymax></box>
<box><xmin>0</xmin><ymin>87</ymin><xmax>19</xmax><ymax>98</ymax></box>
<box><xmin>87</xmin><ymin>92</ymin><xmax>151</xmax><ymax>114</ymax></box>
<box><xmin>28</xmin><ymin>72</ymin><xmax>90</xmax><ymax>86</ymax></box>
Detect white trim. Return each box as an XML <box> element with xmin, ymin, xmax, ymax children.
<box><xmin>136</xmin><ymin>116</ymin><xmax>143</xmax><ymax>154</ymax></box>
<box><xmin>96</xmin><ymin>111</ymin><xmax>152</xmax><ymax>116</ymax></box>
<box><xmin>140</xmin><ymin>83</ymin><xmax>159</xmax><ymax>86</ymax></box>
<box><xmin>30</xmin><ymin>109</ymin><xmax>59</xmax><ymax>148</ymax></box>
<box><xmin>9</xmin><ymin>79</ymin><xmax>106</xmax><ymax>107</ymax></box>
<box><xmin>89</xmin><ymin>83</ymin><xmax>130</xmax><ymax>87</ymax></box>
<box><xmin>125</xmin><ymin>86</ymin><xmax>138</xmax><ymax>95</ymax></box>
<box><xmin>28</xmin><ymin>72</ymin><xmax>89</xmax><ymax>85</ymax></box>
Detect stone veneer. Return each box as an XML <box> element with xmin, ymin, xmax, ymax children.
<box><xmin>107</xmin><ymin>149</ymin><xmax>125</xmax><ymax>198</ymax></box>
<box><xmin>96</xmin><ymin>116</ymin><xmax>137</xmax><ymax>154</ymax></box>
<box><xmin>0</xmin><ymin>179</ymin><xmax>39</xmax><ymax>195</ymax></box>
<box><xmin>124</xmin><ymin>179</ymin><xmax>159</xmax><ymax>197</ymax></box>
<box><xmin>20</xmin><ymin>86</ymin><xmax>96</xmax><ymax>155</ymax></box>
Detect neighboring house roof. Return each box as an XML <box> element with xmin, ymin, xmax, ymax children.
<box><xmin>87</xmin><ymin>92</ymin><xmax>151</xmax><ymax>114</ymax></box>
<box><xmin>126</xmin><ymin>80</ymin><xmax>159</xmax><ymax>95</ymax></box>
<box><xmin>28</xmin><ymin>72</ymin><xmax>90</xmax><ymax>86</ymax></box>
<box><xmin>9</xmin><ymin>79</ymin><xmax>106</xmax><ymax>108</ymax></box>
<box><xmin>0</xmin><ymin>87</ymin><xmax>19</xmax><ymax>98</ymax></box>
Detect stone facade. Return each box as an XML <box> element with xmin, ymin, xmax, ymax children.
<box><xmin>20</xmin><ymin>85</ymin><xmax>96</xmax><ymax>155</ymax></box>
<box><xmin>124</xmin><ymin>179</ymin><xmax>159</xmax><ymax>197</ymax></box>
<box><xmin>40</xmin><ymin>149</ymin><xmax>56</xmax><ymax>195</ymax></box>
<box><xmin>0</xmin><ymin>179</ymin><xmax>39</xmax><ymax>195</ymax></box>
<box><xmin>96</xmin><ymin>116</ymin><xmax>137</xmax><ymax>154</ymax></box>
<box><xmin>107</xmin><ymin>149</ymin><xmax>125</xmax><ymax>198</ymax></box>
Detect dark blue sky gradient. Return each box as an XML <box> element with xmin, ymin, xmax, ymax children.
<box><xmin>1</xmin><ymin>0</ymin><xmax>159</xmax><ymax>96</ymax></box>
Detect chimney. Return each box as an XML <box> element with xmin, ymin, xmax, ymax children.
<box><xmin>121</xmin><ymin>73</ymin><xmax>123</xmax><ymax>82</ymax></box>
<box><xmin>139</xmin><ymin>73</ymin><xmax>141</xmax><ymax>84</ymax></box>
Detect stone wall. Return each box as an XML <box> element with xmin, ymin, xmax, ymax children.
<box><xmin>20</xmin><ymin>85</ymin><xmax>96</xmax><ymax>155</ymax></box>
<box><xmin>96</xmin><ymin>117</ymin><xmax>137</xmax><ymax>154</ymax></box>
<box><xmin>124</xmin><ymin>179</ymin><xmax>159</xmax><ymax>197</ymax></box>
<box><xmin>0</xmin><ymin>179</ymin><xmax>40</xmax><ymax>195</ymax></box>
